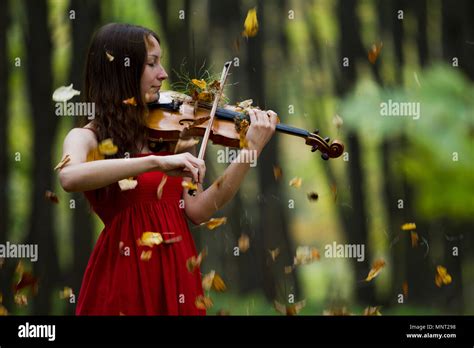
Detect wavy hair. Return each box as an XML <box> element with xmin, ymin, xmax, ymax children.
<box><xmin>83</xmin><ymin>23</ymin><xmax>160</xmax><ymax>157</ymax></box>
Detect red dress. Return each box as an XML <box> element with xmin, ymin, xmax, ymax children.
<box><xmin>75</xmin><ymin>152</ymin><xmax>205</xmax><ymax>315</ymax></box>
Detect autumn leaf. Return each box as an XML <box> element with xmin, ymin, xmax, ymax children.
<box><xmin>289</xmin><ymin>177</ymin><xmax>302</xmax><ymax>188</ymax></box>
<box><xmin>202</xmin><ymin>270</ymin><xmax>227</xmax><ymax>292</ymax></box>
<box><xmin>98</xmin><ymin>138</ymin><xmax>118</xmax><ymax>156</ymax></box>
<box><xmin>238</xmin><ymin>234</ymin><xmax>250</xmax><ymax>253</ymax></box>
<box><xmin>200</xmin><ymin>217</ymin><xmax>227</xmax><ymax>230</ymax></box>
<box><xmin>59</xmin><ymin>287</ymin><xmax>73</xmax><ymax>300</ymax></box>
<box><xmin>118</xmin><ymin>177</ymin><xmax>138</xmax><ymax>191</ymax></box>
<box><xmin>15</xmin><ymin>272</ymin><xmax>38</xmax><ymax>294</ymax></box>
<box><xmin>14</xmin><ymin>294</ymin><xmax>28</xmax><ymax>306</ymax></box>
<box><xmin>268</xmin><ymin>248</ymin><xmax>280</xmax><ymax>262</ymax></box>
<box><xmin>105</xmin><ymin>51</ymin><xmax>115</xmax><ymax>62</ymax></box>
<box><xmin>137</xmin><ymin>232</ymin><xmax>164</xmax><ymax>248</ymax></box>
<box><xmin>242</xmin><ymin>7</ymin><xmax>258</xmax><ymax>38</ymax></box>
<box><xmin>410</xmin><ymin>231</ymin><xmax>419</xmax><ymax>248</ymax></box>
<box><xmin>435</xmin><ymin>265</ymin><xmax>452</xmax><ymax>287</ymax></box>
<box><xmin>273</xmin><ymin>165</ymin><xmax>282</xmax><ymax>181</ymax></box>
<box><xmin>123</xmin><ymin>97</ymin><xmax>137</xmax><ymax>106</ymax></box>
<box><xmin>156</xmin><ymin>175</ymin><xmax>168</xmax><ymax>199</ymax></box>
<box><xmin>274</xmin><ymin>300</ymin><xmax>306</xmax><ymax>316</ymax></box>
<box><xmin>402</xmin><ymin>281</ymin><xmax>408</xmax><ymax>298</ymax></box>
<box><xmin>197</xmin><ymin>91</ymin><xmax>213</xmax><ymax>103</ymax></box>
<box><xmin>182</xmin><ymin>181</ymin><xmax>198</xmax><ymax>191</ymax></box>
<box><xmin>52</xmin><ymin>84</ymin><xmax>80</xmax><ymax>102</ymax></box>
<box><xmin>401</xmin><ymin>222</ymin><xmax>416</xmax><ymax>231</ymax></box>
<box><xmin>186</xmin><ymin>249</ymin><xmax>207</xmax><ymax>273</ymax></box>
<box><xmin>45</xmin><ymin>190</ymin><xmax>59</xmax><ymax>204</ymax></box>
<box><xmin>365</xmin><ymin>259</ymin><xmax>386</xmax><ymax>282</ymax></box>
<box><xmin>195</xmin><ymin>295</ymin><xmax>213</xmax><ymax>310</ymax></box>
<box><xmin>294</xmin><ymin>246</ymin><xmax>320</xmax><ymax>265</ymax></box>
<box><xmin>140</xmin><ymin>250</ymin><xmax>152</xmax><ymax>261</ymax></box>
<box><xmin>363</xmin><ymin>306</ymin><xmax>382</xmax><ymax>316</ymax></box>
<box><xmin>54</xmin><ymin>154</ymin><xmax>70</xmax><ymax>171</ymax></box>
<box><xmin>368</xmin><ymin>42</ymin><xmax>383</xmax><ymax>64</ymax></box>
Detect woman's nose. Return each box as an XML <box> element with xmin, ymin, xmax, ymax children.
<box><xmin>159</xmin><ymin>66</ymin><xmax>168</xmax><ymax>80</ymax></box>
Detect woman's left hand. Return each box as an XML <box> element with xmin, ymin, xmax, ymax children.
<box><xmin>245</xmin><ymin>109</ymin><xmax>278</xmax><ymax>155</ymax></box>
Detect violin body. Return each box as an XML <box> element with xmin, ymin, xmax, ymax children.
<box><xmin>147</xmin><ymin>91</ymin><xmax>344</xmax><ymax>160</ymax></box>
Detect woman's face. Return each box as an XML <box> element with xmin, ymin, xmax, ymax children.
<box><xmin>141</xmin><ymin>35</ymin><xmax>168</xmax><ymax>102</ymax></box>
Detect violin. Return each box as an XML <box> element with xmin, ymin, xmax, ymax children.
<box><xmin>146</xmin><ymin>90</ymin><xmax>344</xmax><ymax>160</ymax></box>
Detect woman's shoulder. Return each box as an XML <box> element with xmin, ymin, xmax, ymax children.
<box><xmin>64</xmin><ymin>123</ymin><xmax>98</xmax><ymax>149</ymax></box>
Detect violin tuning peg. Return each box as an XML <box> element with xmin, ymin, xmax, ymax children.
<box><xmin>311</xmin><ymin>145</ymin><xmax>319</xmax><ymax>152</ymax></box>
<box><xmin>313</xmin><ymin>129</ymin><xmax>320</xmax><ymax>135</ymax></box>
<box><xmin>324</xmin><ymin>137</ymin><xmax>330</xmax><ymax>143</ymax></box>
<box><xmin>321</xmin><ymin>153</ymin><xmax>330</xmax><ymax>161</ymax></box>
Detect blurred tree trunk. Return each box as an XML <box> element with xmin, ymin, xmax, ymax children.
<box><xmin>24</xmin><ymin>0</ymin><xmax>59</xmax><ymax>314</ymax></box>
<box><xmin>153</xmin><ymin>0</ymin><xmax>191</xmax><ymax>83</ymax></box>
<box><xmin>0</xmin><ymin>0</ymin><xmax>15</xmax><ymax>313</ymax></box>
<box><xmin>66</xmin><ymin>0</ymin><xmax>101</xmax><ymax>315</ymax></box>
<box><xmin>335</xmin><ymin>0</ymin><xmax>375</xmax><ymax>305</ymax></box>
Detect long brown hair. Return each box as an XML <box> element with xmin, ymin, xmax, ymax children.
<box><xmin>83</xmin><ymin>23</ymin><xmax>160</xmax><ymax>157</ymax></box>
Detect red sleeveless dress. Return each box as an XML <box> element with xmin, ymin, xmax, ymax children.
<box><xmin>75</xmin><ymin>151</ymin><xmax>205</xmax><ymax>315</ymax></box>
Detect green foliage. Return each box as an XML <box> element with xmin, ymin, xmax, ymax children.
<box><xmin>340</xmin><ymin>65</ymin><xmax>474</xmax><ymax>219</ymax></box>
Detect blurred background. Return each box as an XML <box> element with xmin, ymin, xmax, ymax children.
<box><xmin>0</xmin><ymin>0</ymin><xmax>473</xmax><ymax>315</ymax></box>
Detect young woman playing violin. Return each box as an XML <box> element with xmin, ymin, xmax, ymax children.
<box><xmin>58</xmin><ymin>23</ymin><xmax>277</xmax><ymax>315</ymax></box>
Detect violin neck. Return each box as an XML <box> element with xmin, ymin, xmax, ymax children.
<box><xmin>215</xmin><ymin>107</ymin><xmax>309</xmax><ymax>140</ymax></box>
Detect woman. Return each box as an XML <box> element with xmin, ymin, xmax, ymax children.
<box><xmin>58</xmin><ymin>23</ymin><xmax>277</xmax><ymax>315</ymax></box>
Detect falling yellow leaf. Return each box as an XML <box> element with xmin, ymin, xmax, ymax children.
<box><xmin>186</xmin><ymin>249</ymin><xmax>207</xmax><ymax>273</ymax></box>
<box><xmin>363</xmin><ymin>306</ymin><xmax>382</xmax><ymax>316</ymax></box>
<box><xmin>242</xmin><ymin>7</ymin><xmax>258</xmax><ymax>38</ymax></box>
<box><xmin>174</xmin><ymin>137</ymin><xmax>199</xmax><ymax>154</ymax></box>
<box><xmin>0</xmin><ymin>304</ymin><xmax>8</xmax><ymax>316</ymax></box>
<box><xmin>182</xmin><ymin>181</ymin><xmax>198</xmax><ymax>191</ymax></box>
<box><xmin>87</xmin><ymin>148</ymin><xmax>103</xmax><ymax>162</ymax></box>
<box><xmin>238</xmin><ymin>234</ymin><xmax>250</xmax><ymax>253</ymax></box>
<box><xmin>435</xmin><ymin>265</ymin><xmax>452</xmax><ymax>287</ymax></box>
<box><xmin>123</xmin><ymin>97</ymin><xmax>137</xmax><ymax>106</ymax></box>
<box><xmin>191</xmin><ymin>79</ymin><xmax>207</xmax><ymax>90</ymax></box>
<box><xmin>365</xmin><ymin>259</ymin><xmax>386</xmax><ymax>282</ymax></box>
<box><xmin>212</xmin><ymin>273</ymin><xmax>227</xmax><ymax>292</ymax></box>
<box><xmin>202</xmin><ymin>270</ymin><xmax>227</xmax><ymax>292</ymax></box>
<box><xmin>284</xmin><ymin>265</ymin><xmax>294</xmax><ymax>274</ymax></box>
<box><xmin>14</xmin><ymin>294</ymin><xmax>28</xmax><ymax>306</ymax></box>
<box><xmin>274</xmin><ymin>300</ymin><xmax>306</xmax><ymax>316</ymax></box>
<box><xmin>401</xmin><ymin>222</ymin><xmax>417</xmax><ymax>231</ymax></box>
<box><xmin>269</xmin><ymin>248</ymin><xmax>280</xmax><ymax>262</ymax></box>
<box><xmin>273</xmin><ymin>165</ymin><xmax>282</xmax><ymax>181</ymax></box>
<box><xmin>105</xmin><ymin>51</ymin><xmax>115</xmax><ymax>62</ymax></box>
<box><xmin>289</xmin><ymin>177</ymin><xmax>302</xmax><ymax>188</ymax></box>
<box><xmin>402</xmin><ymin>281</ymin><xmax>408</xmax><ymax>298</ymax></box>
<box><xmin>137</xmin><ymin>232</ymin><xmax>164</xmax><ymax>248</ymax></box>
<box><xmin>45</xmin><ymin>190</ymin><xmax>59</xmax><ymax>204</ymax></box>
<box><xmin>118</xmin><ymin>177</ymin><xmax>138</xmax><ymax>191</ymax></box>
<box><xmin>410</xmin><ymin>231</ymin><xmax>419</xmax><ymax>248</ymax></box>
<box><xmin>200</xmin><ymin>217</ymin><xmax>227</xmax><ymax>230</ymax></box>
<box><xmin>98</xmin><ymin>138</ymin><xmax>118</xmax><ymax>156</ymax></box>
<box><xmin>294</xmin><ymin>246</ymin><xmax>320</xmax><ymax>265</ymax></box>
<box><xmin>140</xmin><ymin>250</ymin><xmax>152</xmax><ymax>261</ymax></box>
<box><xmin>156</xmin><ymin>175</ymin><xmax>168</xmax><ymax>199</ymax></box>
<box><xmin>59</xmin><ymin>287</ymin><xmax>73</xmax><ymax>300</ymax></box>
<box><xmin>54</xmin><ymin>154</ymin><xmax>71</xmax><ymax>171</ymax></box>
<box><xmin>368</xmin><ymin>42</ymin><xmax>383</xmax><ymax>64</ymax></box>
<box><xmin>195</xmin><ymin>295</ymin><xmax>213</xmax><ymax>310</ymax></box>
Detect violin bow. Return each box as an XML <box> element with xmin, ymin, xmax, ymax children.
<box><xmin>188</xmin><ymin>60</ymin><xmax>233</xmax><ymax>196</ymax></box>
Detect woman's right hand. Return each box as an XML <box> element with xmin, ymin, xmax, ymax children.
<box><xmin>154</xmin><ymin>152</ymin><xmax>206</xmax><ymax>184</ymax></box>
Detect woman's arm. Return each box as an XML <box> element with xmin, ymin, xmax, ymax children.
<box><xmin>184</xmin><ymin>109</ymin><xmax>277</xmax><ymax>224</ymax></box>
<box><xmin>58</xmin><ymin>128</ymin><xmax>205</xmax><ymax>192</ymax></box>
